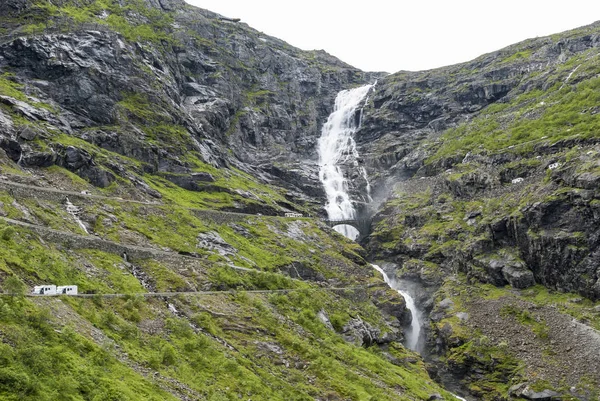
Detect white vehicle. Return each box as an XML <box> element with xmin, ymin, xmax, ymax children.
<box><xmin>32</xmin><ymin>285</ymin><xmax>78</xmax><ymax>295</ymax></box>
<box><xmin>33</xmin><ymin>285</ymin><xmax>57</xmax><ymax>295</ymax></box>
<box><xmin>57</xmin><ymin>285</ymin><xmax>78</xmax><ymax>295</ymax></box>
<box><xmin>284</xmin><ymin>212</ymin><xmax>303</xmax><ymax>218</ymax></box>
<box><xmin>511</xmin><ymin>177</ymin><xmax>524</xmax><ymax>184</ymax></box>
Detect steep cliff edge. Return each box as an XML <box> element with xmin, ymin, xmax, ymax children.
<box><xmin>361</xmin><ymin>21</ymin><xmax>600</xmax><ymax>400</ymax></box>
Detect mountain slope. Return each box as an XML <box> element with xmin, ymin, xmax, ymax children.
<box><xmin>0</xmin><ymin>0</ymin><xmax>452</xmax><ymax>400</ymax></box>
<box><xmin>359</xmin><ymin>21</ymin><xmax>600</xmax><ymax>400</ymax></box>
<box><xmin>3</xmin><ymin>0</ymin><xmax>600</xmax><ymax>400</ymax></box>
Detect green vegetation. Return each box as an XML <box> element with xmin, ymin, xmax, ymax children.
<box><xmin>0</xmin><ymin>73</ymin><xmax>55</xmax><ymax>112</ymax></box>
<box><xmin>500</xmin><ymin>304</ymin><xmax>549</xmax><ymax>339</ymax></box>
<box><xmin>0</xmin><ymin>214</ymin><xmax>454</xmax><ymax>400</ymax></box>
<box><xmin>0</xmin><ymin>296</ymin><xmax>173</xmax><ymax>401</ymax></box>
<box><xmin>22</xmin><ymin>0</ymin><xmax>176</xmax><ymax>44</ymax></box>
<box><xmin>426</xmin><ymin>51</ymin><xmax>600</xmax><ymax>164</ymax></box>
<box><xmin>0</xmin><ymin>73</ymin><xmax>28</xmax><ymax>102</ymax></box>
<box><xmin>0</xmin><ymin>161</ymin><xmax>454</xmax><ymax>400</ymax></box>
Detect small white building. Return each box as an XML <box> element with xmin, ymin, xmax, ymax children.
<box><xmin>284</xmin><ymin>212</ymin><xmax>303</xmax><ymax>218</ymax></box>
<box><xmin>548</xmin><ymin>162</ymin><xmax>561</xmax><ymax>170</ymax></box>
<box><xmin>57</xmin><ymin>285</ymin><xmax>78</xmax><ymax>295</ymax></box>
<box><xmin>33</xmin><ymin>285</ymin><xmax>57</xmax><ymax>295</ymax></box>
<box><xmin>511</xmin><ymin>177</ymin><xmax>524</xmax><ymax>184</ymax></box>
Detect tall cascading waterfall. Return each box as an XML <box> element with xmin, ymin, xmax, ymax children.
<box><xmin>317</xmin><ymin>85</ymin><xmax>425</xmax><ymax>352</ymax></box>
<box><xmin>319</xmin><ymin>85</ymin><xmax>467</xmax><ymax>399</ymax></box>
<box><xmin>317</xmin><ymin>84</ymin><xmax>373</xmax><ymax>240</ymax></box>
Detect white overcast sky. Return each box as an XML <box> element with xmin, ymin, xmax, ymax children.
<box><xmin>186</xmin><ymin>0</ymin><xmax>600</xmax><ymax>73</ymax></box>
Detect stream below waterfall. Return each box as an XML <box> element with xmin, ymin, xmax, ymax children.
<box><xmin>371</xmin><ymin>264</ymin><xmax>423</xmax><ymax>352</ymax></box>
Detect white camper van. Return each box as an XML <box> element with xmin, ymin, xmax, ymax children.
<box><xmin>57</xmin><ymin>285</ymin><xmax>78</xmax><ymax>295</ymax></box>
<box><xmin>33</xmin><ymin>285</ymin><xmax>57</xmax><ymax>295</ymax></box>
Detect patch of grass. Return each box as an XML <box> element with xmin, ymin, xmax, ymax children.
<box><xmin>500</xmin><ymin>304</ymin><xmax>550</xmax><ymax>339</ymax></box>
<box><xmin>427</xmin><ymin>71</ymin><xmax>600</xmax><ymax>163</ymax></box>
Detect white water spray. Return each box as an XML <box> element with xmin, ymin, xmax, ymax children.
<box><xmin>65</xmin><ymin>197</ymin><xmax>88</xmax><ymax>234</ymax></box>
<box><xmin>318</xmin><ymin>84</ymin><xmax>373</xmax><ymax>240</ymax></box>
<box><xmin>372</xmin><ymin>264</ymin><xmax>422</xmax><ymax>352</ymax></box>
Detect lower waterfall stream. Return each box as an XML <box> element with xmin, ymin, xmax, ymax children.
<box><xmin>371</xmin><ymin>264</ymin><xmax>422</xmax><ymax>352</ymax></box>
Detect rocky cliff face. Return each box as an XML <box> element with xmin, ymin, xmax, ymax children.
<box><xmin>0</xmin><ymin>0</ymin><xmax>381</xmax><ymax>211</ymax></box>
<box><xmin>361</xmin><ymin>21</ymin><xmax>600</xmax><ymax>400</ymax></box>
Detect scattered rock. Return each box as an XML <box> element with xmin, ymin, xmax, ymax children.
<box><xmin>456</xmin><ymin>312</ymin><xmax>469</xmax><ymax>322</ymax></box>
<box><xmin>317</xmin><ymin>310</ymin><xmax>334</xmax><ymax>330</ymax></box>
<box><xmin>196</xmin><ymin>231</ymin><xmax>236</xmax><ymax>256</ymax></box>
<box><xmin>522</xmin><ymin>388</ymin><xmax>561</xmax><ymax>401</ymax></box>
<box><xmin>229</xmin><ymin>223</ymin><xmax>251</xmax><ymax>238</ymax></box>
<box><xmin>509</xmin><ymin>382</ymin><xmax>528</xmax><ymax>397</ymax></box>
<box><xmin>280</xmin><ymin>261</ymin><xmax>325</xmax><ymax>281</ymax></box>
<box><xmin>438</xmin><ymin>298</ymin><xmax>454</xmax><ymax>310</ymax></box>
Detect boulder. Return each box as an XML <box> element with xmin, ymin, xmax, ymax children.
<box><xmin>21</xmin><ymin>150</ymin><xmax>56</xmax><ymax>167</ymax></box>
<box><xmin>64</xmin><ymin>146</ymin><xmax>92</xmax><ymax>170</ymax></box>
<box><xmin>341</xmin><ymin>316</ymin><xmax>382</xmax><ymax>347</ymax></box>
<box><xmin>502</xmin><ymin>264</ymin><xmax>535</xmax><ymax>289</ymax></box>
<box><xmin>523</xmin><ymin>389</ymin><xmax>561</xmax><ymax>401</ymax></box>
<box><xmin>0</xmin><ymin>136</ymin><xmax>21</xmax><ymax>162</ymax></box>
<box><xmin>473</xmin><ymin>252</ymin><xmax>535</xmax><ymax>289</ymax></box>
<box><xmin>18</xmin><ymin>126</ymin><xmax>38</xmax><ymax>141</ymax></box>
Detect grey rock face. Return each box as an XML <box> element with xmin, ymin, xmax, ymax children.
<box><xmin>472</xmin><ymin>252</ymin><xmax>535</xmax><ymax>289</ymax></box>
<box><xmin>341</xmin><ymin>316</ymin><xmax>382</xmax><ymax>347</ymax></box>
<box><xmin>502</xmin><ymin>264</ymin><xmax>535</xmax><ymax>289</ymax></box>
<box><xmin>369</xmin><ymin>286</ymin><xmax>412</xmax><ymax>327</ymax></box>
<box><xmin>0</xmin><ymin>136</ymin><xmax>21</xmax><ymax>162</ymax></box>
<box><xmin>0</xmin><ymin>3</ymin><xmax>379</xmax><ymax>202</ymax></box>
<box><xmin>280</xmin><ymin>261</ymin><xmax>325</xmax><ymax>282</ymax></box>
<box><xmin>162</xmin><ymin>172</ymin><xmax>215</xmax><ymax>191</ymax></box>
<box><xmin>196</xmin><ymin>231</ymin><xmax>236</xmax><ymax>257</ymax></box>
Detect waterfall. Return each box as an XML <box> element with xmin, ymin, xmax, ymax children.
<box><xmin>372</xmin><ymin>264</ymin><xmax>422</xmax><ymax>352</ymax></box>
<box><xmin>318</xmin><ymin>84</ymin><xmax>373</xmax><ymax>240</ymax></box>
<box><xmin>65</xmin><ymin>197</ymin><xmax>89</xmax><ymax>234</ymax></box>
